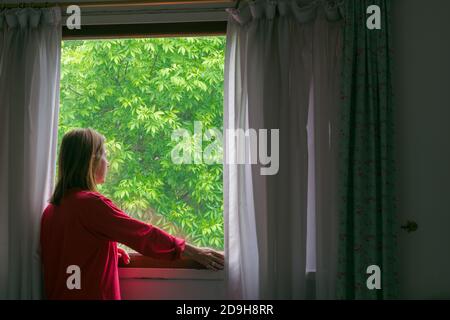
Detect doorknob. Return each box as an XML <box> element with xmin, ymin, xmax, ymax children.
<box><xmin>401</xmin><ymin>220</ymin><xmax>418</xmax><ymax>233</ymax></box>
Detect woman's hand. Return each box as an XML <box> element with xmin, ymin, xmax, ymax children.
<box><xmin>182</xmin><ymin>243</ymin><xmax>224</xmax><ymax>271</ymax></box>
<box><xmin>117</xmin><ymin>247</ymin><xmax>130</xmax><ymax>265</ymax></box>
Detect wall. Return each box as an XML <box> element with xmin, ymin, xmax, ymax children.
<box><xmin>393</xmin><ymin>0</ymin><xmax>450</xmax><ymax>299</ymax></box>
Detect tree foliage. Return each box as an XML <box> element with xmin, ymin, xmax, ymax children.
<box><xmin>59</xmin><ymin>37</ymin><xmax>225</xmax><ymax>250</ymax></box>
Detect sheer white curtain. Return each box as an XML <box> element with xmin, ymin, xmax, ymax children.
<box><xmin>311</xmin><ymin>9</ymin><xmax>342</xmax><ymax>299</ymax></box>
<box><xmin>0</xmin><ymin>7</ymin><xmax>61</xmax><ymax>299</ymax></box>
<box><xmin>224</xmin><ymin>0</ymin><xmax>342</xmax><ymax>299</ymax></box>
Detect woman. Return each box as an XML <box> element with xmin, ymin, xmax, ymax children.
<box><xmin>40</xmin><ymin>128</ymin><xmax>224</xmax><ymax>300</ymax></box>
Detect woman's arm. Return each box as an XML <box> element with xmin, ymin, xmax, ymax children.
<box><xmin>78</xmin><ymin>192</ymin><xmax>224</xmax><ymax>269</ymax></box>
<box><xmin>78</xmin><ymin>193</ymin><xmax>185</xmax><ymax>260</ymax></box>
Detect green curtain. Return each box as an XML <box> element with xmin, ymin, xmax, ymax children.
<box><xmin>336</xmin><ymin>0</ymin><xmax>399</xmax><ymax>299</ymax></box>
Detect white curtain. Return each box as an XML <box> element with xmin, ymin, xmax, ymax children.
<box><xmin>0</xmin><ymin>7</ymin><xmax>61</xmax><ymax>299</ymax></box>
<box><xmin>224</xmin><ymin>0</ymin><xmax>342</xmax><ymax>299</ymax></box>
<box><xmin>311</xmin><ymin>10</ymin><xmax>342</xmax><ymax>299</ymax></box>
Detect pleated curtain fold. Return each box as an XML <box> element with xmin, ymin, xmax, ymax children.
<box><xmin>224</xmin><ymin>0</ymin><xmax>343</xmax><ymax>299</ymax></box>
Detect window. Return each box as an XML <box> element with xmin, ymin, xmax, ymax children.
<box><xmin>59</xmin><ymin>36</ymin><xmax>225</xmax><ymax>257</ymax></box>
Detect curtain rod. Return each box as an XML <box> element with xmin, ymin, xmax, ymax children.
<box><xmin>0</xmin><ymin>0</ymin><xmax>236</xmax><ymax>9</ymax></box>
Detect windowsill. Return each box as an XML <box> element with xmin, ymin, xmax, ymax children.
<box><xmin>118</xmin><ymin>253</ymin><xmax>225</xmax><ymax>280</ymax></box>
<box><xmin>119</xmin><ymin>267</ymin><xmax>225</xmax><ymax>280</ymax></box>
<box><xmin>118</xmin><ymin>252</ymin><xmax>207</xmax><ymax>269</ymax></box>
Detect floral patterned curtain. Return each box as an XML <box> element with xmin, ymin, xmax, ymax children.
<box><xmin>336</xmin><ymin>0</ymin><xmax>399</xmax><ymax>299</ymax></box>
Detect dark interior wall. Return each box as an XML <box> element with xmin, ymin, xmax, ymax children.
<box><xmin>393</xmin><ymin>0</ymin><xmax>450</xmax><ymax>299</ymax></box>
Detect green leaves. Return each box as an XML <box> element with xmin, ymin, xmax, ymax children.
<box><xmin>60</xmin><ymin>36</ymin><xmax>225</xmax><ymax>251</ymax></box>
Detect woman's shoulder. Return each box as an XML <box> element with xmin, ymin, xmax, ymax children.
<box><xmin>73</xmin><ymin>189</ymin><xmax>108</xmax><ymax>202</ymax></box>
<box><xmin>72</xmin><ymin>189</ymin><xmax>117</xmax><ymax>210</ymax></box>
<box><xmin>42</xmin><ymin>202</ymin><xmax>55</xmax><ymax>219</ymax></box>
<box><xmin>71</xmin><ymin>190</ymin><xmax>126</xmax><ymax>222</ymax></box>
<box><xmin>57</xmin><ymin>187</ymin><xmax>104</xmax><ymax>205</ymax></box>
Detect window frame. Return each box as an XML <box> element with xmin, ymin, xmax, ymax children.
<box><xmin>62</xmin><ymin>21</ymin><xmax>227</xmax><ymax>39</ymax></box>
<box><xmin>118</xmin><ymin>252</ymin><xmax>206</xmax><ymax>269</ymax></box>
<box><xmin>61</xmin><ymin>21</ymin><xmax>226</xmax><ymax>270</ymax></box>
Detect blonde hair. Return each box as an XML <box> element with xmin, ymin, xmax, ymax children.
<box><xmin>50</xmin><ymin>128</ymin><xmax>105</xmax><ymax>205</ymax></box>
